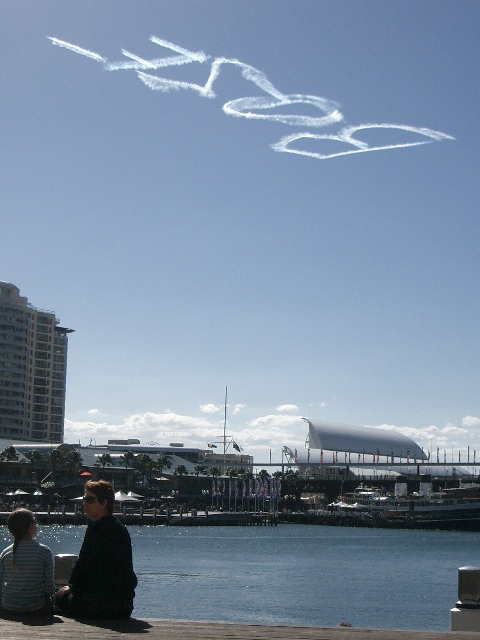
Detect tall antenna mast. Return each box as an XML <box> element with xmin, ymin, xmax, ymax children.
<box><xmin>223</xmin><ymin>386</ymin><xmax>228</xmax><ymax>459</ymax></box>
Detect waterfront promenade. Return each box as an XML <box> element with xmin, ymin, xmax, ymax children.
<box><xmin>0</xmin><ymin>615</ymin><xmax>478</xmax><ymax>640</ymax></box>
<box><xmin>0</xmin><ymin>509</ymin><xmax>278</xmax><ymax>526</ymax></box>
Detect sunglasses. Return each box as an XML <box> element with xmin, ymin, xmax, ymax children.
<box><xmin>83</xmin><ymin>496</ymin><xmax>99</xmax><ymax>504</ymax></box>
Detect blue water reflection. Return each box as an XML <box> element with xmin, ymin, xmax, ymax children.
<box><xmin>2</xmin><ymin>523</ymin><xmax>477</xmax><ymax>630</ymax></box>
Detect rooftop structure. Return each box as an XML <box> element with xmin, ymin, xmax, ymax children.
<box><xmin>283</xmin><ymin>420</ymin><xmax>469</xmax><ymax>478</ymax></box>
<box><xmin>307</xmin><ymin>419</ymin><xmax>427</xmax><ymax>460</ymax></box>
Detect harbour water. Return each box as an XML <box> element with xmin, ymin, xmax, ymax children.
<box><xmin>1</xmin><ymin>523</ymin><xmax>478</xmax><ymax>631</ymax></box>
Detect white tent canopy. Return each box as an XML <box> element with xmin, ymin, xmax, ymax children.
<box><xmin>114</xmin><ymin>490</ymin><xmax>139</xmax><ymax>502</ymax></box>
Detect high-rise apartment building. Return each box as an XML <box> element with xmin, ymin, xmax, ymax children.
<box><xmin>0</xmin><ymin>282</ymin><xmax>73</xmax><ymax>442</ymax></box>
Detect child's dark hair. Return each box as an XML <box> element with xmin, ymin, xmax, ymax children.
<box><xmin>7</xmin><ymin>508</ymin><xmax>36</xmax><ymax>566</ymax></box>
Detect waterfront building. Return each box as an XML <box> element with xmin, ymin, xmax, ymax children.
<box><xmin>0</xmin><ymin>282</ymin><xmax>73</xmax><ymax>442</ymax></box>
<box><xmin>79</xmin><ymin>441</ymin><xmax>254</xmax><ymax>476</ymax></box>
<box><xmin>0</xmin><ymin>437</ymin><xmax>254</xmax><ymax>491</ymax></box>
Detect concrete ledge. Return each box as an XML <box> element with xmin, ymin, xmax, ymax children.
<box><xmin>0</xmin><ymin>616</ymin><xmax>479</xmax><ymax>639</ymax></box>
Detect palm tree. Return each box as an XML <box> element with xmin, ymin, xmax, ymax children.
<box><xmin>47</xmin><ymin>449</ymin><xmax>67</xmax><ymax>484</ymax></box>
<box><xmin>172</xmin><ymin>464</ymin><xmax>188</xmax><ymax>499</ymax></box>
<box><xmin>193</xmin><ymin>464</ymin><xmax>206</xmax><ymax>477</ymax></box>
<box><xmin>1</xmin><ymin>446</ymin><xmax>19</xmax><ymax>462</ymax></box>
<box><xmin>97</xmin><ymin>453</ymin><xmax>113</xmax><ymax>476</ymax></box>
<box><xmin>64</xmin><ymin>450</ymin><xmax>83</xmax><ymax>479</ymax></box>
<box><xmin>98</xmin><ymin>453</ymin><xmax>112</xmax><ymax>467</ymax></box>
<box><xmin>208</xmin><ymin>466</ymin><xmax>221</xmax><ymax>479</ymax></box>
<box><xmin>22</xmin><ymin>450</ymin><xmax>45</xmax><ymax>487</ymax></box>
<box><xmin>257</xmin><ymin>468</ymin><xmax>271</xmax><ymax>481</ymax></box>
<box><xmin>134</xmin><ymin>453</ymin><xmax>152</xmax><ymax>486</ymax></box>
<box><xmin>156</xmin><ymin>455</ymin><xmax>172</xmax><ymax>476</ymax></box>
<box><xmin>121</xmin><ymin>451</ymin><xmax>135</xmax><ymax>488</ymax></box>
<box><xmin>193</xmin><ymin>464</ymin><xmax>208</xmax><ymax>506</ymax></box>
<box><xmin>173</xmin><ymin>464</ymin><xmax>188</xmax><ymax>478</ymax></box>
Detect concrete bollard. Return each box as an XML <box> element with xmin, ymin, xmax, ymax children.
<box><xmin>54</xmin><ymin>554</ymin><xmax>78</xmax><ymax>587</ymax></box>
<box><xmin>451</xmin><ymin>566</ymin><xmax>480</xmax><ymax>631</ymax></box>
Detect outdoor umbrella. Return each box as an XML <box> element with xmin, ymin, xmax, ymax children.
<box><xmin>127</xmin><ymin>491</ymin><xmax>143</xmax><ymax>499</ymax></box>
<box><xmin>114</xmin><ymin>490</ymin><xmax>139</xmax><ymax>502</ymax></box>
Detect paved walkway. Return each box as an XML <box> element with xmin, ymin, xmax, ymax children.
<box><xmin>0</xmin><ymin>616</ymin><xmax>478</xmax><ymax>640</ymax></box>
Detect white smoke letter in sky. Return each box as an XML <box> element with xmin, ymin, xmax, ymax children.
<box><xmin>47</xmin><ymin>35</ymin><xmax>454</xmax><ymax>160</ymax></box>
<box><xmin>272</xmin><ymin>124</ymin><xmax>455</xmax><ymax>159</ymax></box>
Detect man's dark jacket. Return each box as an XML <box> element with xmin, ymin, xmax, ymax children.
<box><xmin>69</xmin><ymin>514</ymin><xmax>137</xmax><ymax>603</ymax></box>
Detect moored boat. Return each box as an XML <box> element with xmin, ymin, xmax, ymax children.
<box><xmin>335</xmin><ymin>477</ymin><xmax>480</xmax><ymax>531</ymax></box>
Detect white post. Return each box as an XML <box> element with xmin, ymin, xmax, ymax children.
<box><xmin>451</xmin><ymin>566</ymin><xmax>480</xmax><ymax>631</ymax></box>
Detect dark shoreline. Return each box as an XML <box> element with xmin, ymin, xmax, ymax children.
<box><xmin>2</xmin><ymin>509</ymin><xmax>479</xmax><ymax>531</ymax></box>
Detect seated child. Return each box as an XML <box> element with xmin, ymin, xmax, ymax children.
<box><xmin>0</xmin><ymin>508</ymin><xmax>55</xmax><ymax>615</ymax></box>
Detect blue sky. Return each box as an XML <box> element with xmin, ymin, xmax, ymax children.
<box><xmin>2</xmin><ymin>2</ymin><xmax>479</xmax><ymax>465</ymax></box>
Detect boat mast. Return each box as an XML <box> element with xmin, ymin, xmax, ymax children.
<box><xmin>223</xmin><ymin>386</ymin><xmax>227</xmax><ymax>470</ymax></box>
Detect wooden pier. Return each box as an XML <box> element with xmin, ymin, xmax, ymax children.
<box><xmin>0</xmin><ymin>615</ymin><xmax>478</xmax><ymax>640</ymax></box>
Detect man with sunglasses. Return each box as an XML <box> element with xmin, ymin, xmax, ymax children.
<box><xmin>55</xmin><ymin>480</ymin><xmax>137</xmax><ymax>619</ymax></box>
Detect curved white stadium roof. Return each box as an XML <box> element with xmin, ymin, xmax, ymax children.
<box><xmin>306</xmin><ymin>420</ymin><xmax>427</xmax><ymax>460</ymax></box>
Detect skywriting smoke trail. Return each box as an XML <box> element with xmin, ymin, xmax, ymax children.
<box><xmin>48</xmin><ymin>35</ymin><xmax>454</xmax><ymax>160</ymax></box>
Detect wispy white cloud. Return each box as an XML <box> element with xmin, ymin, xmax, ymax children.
<box><xmin>276</xmin><ymin>404</ymin><xmax>299</xmax><ymax>412</ymax></box>
<box><xmin>369</xmin><ymin>421</ymin><xmax>477</xmax><ymax>455</ymax></box>
<box><xmin>200</xmin><ymin>403</ymin><xmax>221</xmax><ymax>414</ymax></box>
<box><xmin>87</xmin><ymin>408</ymin><xmax>100</xmax><ymax>415</ymax></box>
<box><xmin>233</xmin><ymin>404</ymin><xmax>246</xmax><ymax>415</ymax></box>
<box><xmin>463</xmin><ymin>416</ymin><xmax>480</xmax><ymax>427</ymax></box>
<box><xmin>442</xmin><ymin>422</ymin><xmax>469</xmax><ymax>435</ymax></box>
<box><xmin>64</xmin><ymin>408</ymin><xmax>305</xmax><ymax>461</ymax></box>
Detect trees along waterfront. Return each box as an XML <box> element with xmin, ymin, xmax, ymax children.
<box><xmin>22</xmin><ymin>449</ymin><xmax>45</xmax><ymax>487</ymax></box>
<box><xmin>0</xmin><ymin>446</ymin><xmax>20</xmax><ymax>485</ymax></box>
<box><xmin>97</xmin><ymin>453</ymin><xmax>113</xmax><ymax>479</ymax></box>
<box><xmin>0</xmin><ymin>446</ymin><xmax>302</xmax><ymax>514</ymax></box>
<box><xmin>0</xmin><ymin>446</ymin><xmax>19</xmax><ymax>463</ymax></box>
<box><xmin>172</xmin><ymin>464</ymin><xmax>188</xmax><ymax>503</ymax></box>
<box><xmin>133</xmin><ymin>453</ymin><xmax>152</xmax><ymax>486</ymax></box>
<box><xmin>64</xmin><ymin>450</ymin><xmax>83</xmax><ymax>479</ymax></box>
<box><xmin>155</xmin><ymin>455</ymin><xmax>172</xmax><ymax>476</ymax></box>
<box><xmin>120</xmin><ymin>451</ymin><xmax>135</xmax><ymax>489</ymax></box>
<box><xmin>193</xmin><ymin>464</ymin><xmax>208</xmax><ymax>507</ymax></box>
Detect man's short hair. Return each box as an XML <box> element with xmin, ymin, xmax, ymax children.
<box><xmin>84</xmin><ymin>479</ymin><xmax>115</xmax><ymax>514</ymax></box>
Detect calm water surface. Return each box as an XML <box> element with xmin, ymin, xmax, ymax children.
<box><xmin>1</xmin><ymin>523</ymin><xmax>478</xmax><ymax>630</ymax></box>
